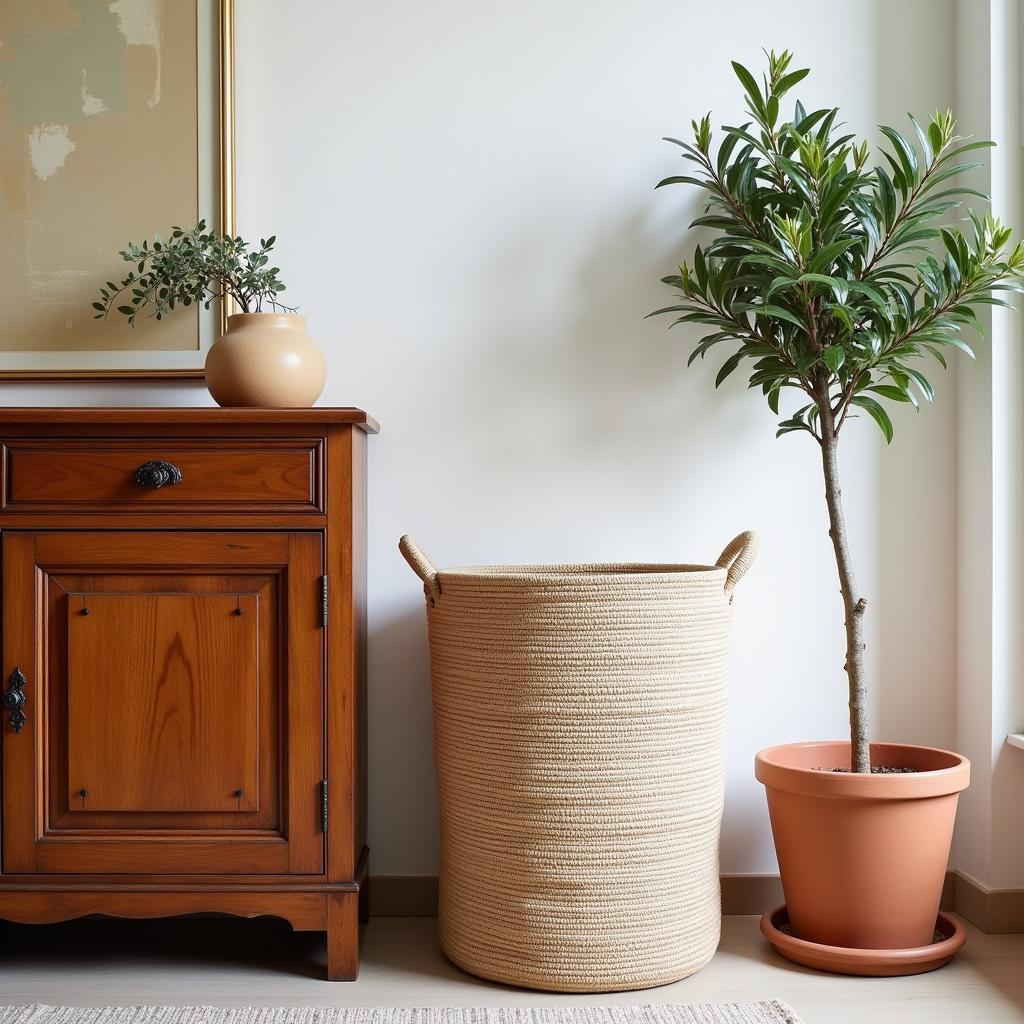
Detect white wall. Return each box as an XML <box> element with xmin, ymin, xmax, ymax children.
<box><xmin>3</xmin><ymin>0</ymin><xmax>961</xmax><ymax>876</ymax></box>
<box><xmin>954</xmin><ymin>0</ymin><xmax>1024</xmax><ymax>892</ymax></box>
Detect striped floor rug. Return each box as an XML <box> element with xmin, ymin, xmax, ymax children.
<box><xmin>0</xmin><ymin>1006</ymin><xmax>803</xmax><ymax>1024</ymax></box>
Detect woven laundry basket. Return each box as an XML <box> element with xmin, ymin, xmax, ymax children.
<box><xmin>399</xmin><ymin>531</ymin><xmax>758</xmax><ymax>993</ymax></box>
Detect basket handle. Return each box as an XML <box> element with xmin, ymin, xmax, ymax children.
<box><xmin>716</xmin><ymin>531</ymin><xmax>759</xmax><ymax>599</ymax></box>
<box><xmin>399</xmin><ymin>535</ymin><xmax>442</xmax><ymax>605</ymax></box>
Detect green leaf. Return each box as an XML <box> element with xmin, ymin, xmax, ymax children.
<box><xmin>693</xmin><ymin>245</ymin><xmax>708</xmax><ymax>288</ymax></box>
<box><xmin>765</xmin><ymin>274</ymin><xmax>798</xmax><ymax>297</ymax></box>
<box><xmin>942</xmin><ymin>140</ymin><xmax>996</xmax><ymax>161</ymax></box>
<box><xmin>755</xmin><ymin>304</ymin><xmax>806</xmax><ymax>330</ymax></box>
<box><xmin>716</xmin><ymin>126</ymin><xmax>746</xmax><ymax>176</ymax></box>
<box><xmin>796</xmin><ymin>272</ymin><xmax>845</xmax><ymax>290</ymax></box>
<box><xmin>919</xmin><ymin>162</ymin><xmax>985</xmax><ymax>192</ymax></box>
<box><xmin>851</xmin><ymin>395</ymin><xmax>894</xmax><ymax>443</ymax></box>
<box><xmin>907</xmin><ymin>113</ymin><xmax>934</xmax><ymax>165</ymax></box>
<box><xmin>880</xmin><ymin>125</ymin><xmax>920</xmax><ymax>185</ymax></box>
<box><xmin>715</xmin><ymin>352</ymin><xmax>744</xmax><ymax>387</ymax></box>
<box><xmin>876</xmin><ymin>168</ymin><xmax>897</xmax><ymax>228</ymax></box>
<box><xmin>793</xmin><ymin>106</ymin><xmax>830</xmax><ymax>134</ymax></box>
<box><xmin>847</xmin><ymin>280</ymin><xmax>890</xmax><ymax>310</ymax></box>
<box><xmin>689</xmin><ymin>215</ymin><xmax>741</xmax><ymax>229</ymax></box>
<box><xmin>687</xmin><ymin>332</ymin><xmax>733</xmax><ymax>365</ymax></box>
<box><xmin>731</xmin><ymin>61</ymin><xmax>764</xmax><ymax>112</ymax></box>
<box><xmin>830</xmin><ymin>279</ymin><xmax>849</xmax><ymax>304</ymax></box>
<box><xmin>899</xmin><ymin>364</ymin><xmax>936</xmax><ymax>401</ymax></box>
<box><xmin>807</xmin><ymin>237</ymin><xmax>860</xmax><ymax>273</ymax></box>
<box><xmin>774</xmin><ymin>67</ymin><xmax>809</xmax><ymax>97</ymax></box>
<box><xmin>829</xmin><ymin>304</ymin><xmax>854</xmax><ymax>333</ymax></box>
<box><xmin>925</xmin><ymin>333</ymin><xmax>976</xmax><ymax>358</ymax></box>
<box><xmin>776</xmin><ymin>423</ymin><xmax>812</xmax><ymax>438</ymax></box>
<box><xmin>823</xmin><ymin>345</ymin><xmax>845</xmax><ymax>374</ymax></box>
<box><xmin>867</xmin><ymin>384</ymin><xmax>913</xmax><ymax>402</ymax></box>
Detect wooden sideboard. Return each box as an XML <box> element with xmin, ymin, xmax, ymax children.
<box><xmin>0</xmin><ymin>408</ymin><xmax>376</xmax><ymax>980</ymax></box>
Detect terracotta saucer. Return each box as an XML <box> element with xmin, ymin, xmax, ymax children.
<box><xmin>760</xmin><ymin>903</ymin><xmax>967</xmax><ymax>977</ymax></box>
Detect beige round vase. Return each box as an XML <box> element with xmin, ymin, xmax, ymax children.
<box><xmin>205</xmin><ymin>312</ymin><xmax>326</xmax><ymax>408</ymax></box>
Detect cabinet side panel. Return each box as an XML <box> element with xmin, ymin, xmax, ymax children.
<box><xmin>351</xmin><ymin>429</ymin><xmax>367</xmax><ymax>862</ymax></box>
<box><xmin>325</xmin><ymin>426</ymin><xmax>367</xmax><ymax>882</ymax></box>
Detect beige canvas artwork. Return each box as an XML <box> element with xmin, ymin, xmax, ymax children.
<box><xmin>0</xmin><ymin>0</ymin><xmax>213</xmax><ymax>360</ymax></box>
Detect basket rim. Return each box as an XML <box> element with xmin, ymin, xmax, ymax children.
<box><xmin>431</xmin><ymin>561</ymin><xmax>728</xmax><ymax>583</ymax></box>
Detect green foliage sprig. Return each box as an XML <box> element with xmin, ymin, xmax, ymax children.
<box><xmin>93</xmin><ymin>221</ymin><xmax>296</xmax><ymax>326</ymax></box>
<box><xmin>653</xmin><ymin>49</ymin><xmax>1024</xmax><ymax>444</ymax></box>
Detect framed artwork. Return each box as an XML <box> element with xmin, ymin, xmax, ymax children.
<box><xmin>0</xmin><ymin>0</ymin><xmax>234</xmax><ymax>381</ymax></box>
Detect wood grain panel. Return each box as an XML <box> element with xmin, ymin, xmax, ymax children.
<box><xmin>47</xmin><ymin>574</ymin><xmax>280</xmax><ymax>834</ymax></box>
<box><xmin>284</xmin><ymin>533</ymin><xmax>327</xmax><ymax>876</ymax></box>
<box><xmin>1</xmin><ymin>532</ymin><xmax>43</xmax><ymax>874</ymax></box>
<box><xmin>66</xmin><ymin>592</ymin><xmax>259</xmax><ymax>814</ymax></box>
<box><xmin>2</xmin><ymin>531</ymin><xmax>323</xmax><ymax>876</ymax></box>
<box><xmin>0</xmin><ymin>891</ymin><xmax>328</xmax><ymax>930</ymax></box>
<box><xmin>327</xmin><ymin>892</ymin><xmax>361</xmax><ymax>981</ymax></box>
<box><xmin>30</xmin><ymin>840</ymin><xmax>292</xmax><ymax>876</ymax></box>
<box><xmin>6</xmin><ymin>441</ymin><xmax>320</xmax><ymax>512</ymax></box>
<box><xmin>31</xmin><ymin>531</ymin><xmax>290</xmax><ymax>568</ymax></box>
<box><xmin>0</xmin><ymin>407</ymin><xmax>379</xmax><ymax>431</ymax></box>
<box><xmin>325</xmin><ymin>425</ymin><xmax>368</xmax><ymax>883</ymax></box>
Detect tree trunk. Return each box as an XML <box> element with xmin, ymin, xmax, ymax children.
<box><xmin>818</xmin><ymin>399</ymin><xmax>871</xmax><ymax>773</ymax></box>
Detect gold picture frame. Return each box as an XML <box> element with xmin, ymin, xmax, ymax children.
<box><xmin>0</xmin><ymin>0</ymin><xmax>235</xmax><ymax>382</ymax></box>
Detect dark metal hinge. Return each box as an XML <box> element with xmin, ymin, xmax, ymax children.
<box><xmin>320</xmin><ymin>574</ymin><xmax>328</xmax><ymax>628</ymax></box>
<box><xmin>320</xmin><ymin>779</ymin><xmax>329</xmax><ymax>833</ymax></box>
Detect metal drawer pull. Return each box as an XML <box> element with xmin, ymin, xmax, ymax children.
<box><xmin>3</xmin><ymin>667</ymin><xmax>27</xmax><ymax>733</ymax></box>
<box><xmin>134</xmin><ymin>460</ymin><xmax>183</xmax><ymax>489</ymax></box>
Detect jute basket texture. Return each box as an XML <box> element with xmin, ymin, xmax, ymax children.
<box><xmin>399</xmin><ymin>531</ymin><xmax>759</xmax><ymax>993</ymax></box>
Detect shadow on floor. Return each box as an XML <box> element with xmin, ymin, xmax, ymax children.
<box><xmin>0</xmin><ymin>916</ymin><xmax>326</xmax><ymax>980</ymax></box>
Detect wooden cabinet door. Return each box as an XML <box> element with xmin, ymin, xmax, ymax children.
<box><xmin>67</xmin><ymin>591</ymin><xmax>261</xmax><ymax>815</ymax></box>
<box><xmin>1</xmin><ymin>532</ymin><xmax>324</xmax><ymax>876</ymax></box>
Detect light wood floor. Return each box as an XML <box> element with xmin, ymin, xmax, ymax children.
<box><xmin>0</xmin><ymin>916</ymin><xmax>1021</xmax><ymax>1024</ymax></box>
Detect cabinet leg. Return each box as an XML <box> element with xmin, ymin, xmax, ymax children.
<box><xmin>326</xmin><ymin>892</ymin><xmax>360</xmax><ymax>981</ymax></box>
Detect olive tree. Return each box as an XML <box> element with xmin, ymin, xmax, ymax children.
<box><xmin>653</xmin><ymin>51</ymin><xmax>1024</xmax><ymax>772</ymax></box>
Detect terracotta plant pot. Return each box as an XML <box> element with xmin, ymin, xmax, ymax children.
<box><xmin>205</xmin><ymin>312</ymin><xmax>326</xmax><ymax>408</ymax></box>
<box><xmin>755</xmin><ymin>741</ymin><xmax>969</xmax><ymax>951</ymax></box>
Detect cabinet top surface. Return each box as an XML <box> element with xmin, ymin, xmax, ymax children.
<box><xmin>0</xmin><ymin>407</ymin><xmax>379</xmax><ymax>433</ymax></box>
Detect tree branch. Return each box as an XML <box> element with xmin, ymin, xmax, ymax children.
<box><xmin>860</xmin><ymin>145</ymin><xmax>950</xmax><ymax>277</ymax></box>
<box><xmin>685</xmin><ymin>291</ymin><xmax>817</xmax><ymax>396</ymax></box>
<box><xmin>817</xmin><ymin>380</ymin><xmax>871</xmax><ymax>772</ymax></box>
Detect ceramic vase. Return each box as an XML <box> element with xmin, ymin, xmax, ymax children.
<box><xmin>205</xmin><ymin>312</ymin><xmax>326</xmax><ymax>408</ymax></box>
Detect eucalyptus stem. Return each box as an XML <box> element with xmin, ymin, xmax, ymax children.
<box><xmin>93</xmin><ymin>221</ymin><xmax>297</xmax><ymax>326</ymax></box>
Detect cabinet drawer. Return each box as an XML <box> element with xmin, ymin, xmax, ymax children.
<box><xmin>3</xmin><ymin>439</ymin><xmax>322</xmax><ymax>512</ymax></box>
